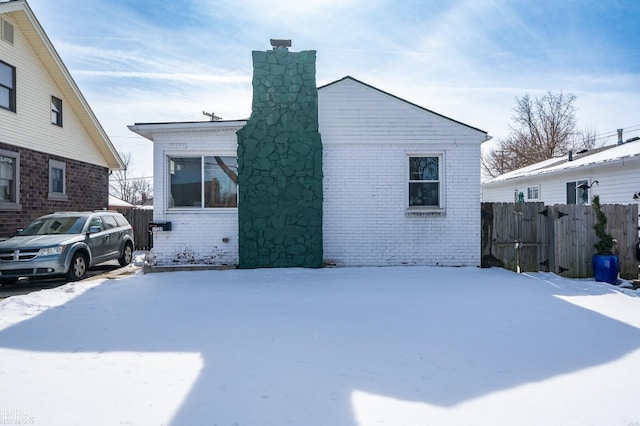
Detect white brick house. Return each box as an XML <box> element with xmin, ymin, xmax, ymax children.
<box><xmin>129</xmin><ymin>76</ymin><xmax>488</xmax><ymax>268</ymax></box>
<box><xmin>320</xmin><ymin>77</ymin><xmax>487</xmax><ymax>266</ymax></box>
<box><xmin>127</xmin><ymin>121</ymin><xmax>245</xmax><ymax>266</ymax></box>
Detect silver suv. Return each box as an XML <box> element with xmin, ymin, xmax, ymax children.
<box><xmin>0</xmin><ymin>211</ymin><xmax>134</xmax><ymax>285</ymax></box>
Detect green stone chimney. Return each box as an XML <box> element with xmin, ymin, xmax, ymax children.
<box><xmin>237</xmin><ymin>40</ymin><xmax>323</xmax><ymax>268</ymax></box>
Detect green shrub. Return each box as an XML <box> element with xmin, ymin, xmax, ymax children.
<box><xmin>592</xmin><ymin>195</ymin><xmax>615</xmax><ymax>254</ymax></box>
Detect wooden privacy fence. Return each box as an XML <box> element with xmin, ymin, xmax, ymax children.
<box><xmin>482</xmin><ymin>202</ymin><xmax>639</xmax><ymax>279</ymax></box>
<box><xmin>118</xmin><ymin>208</ymin><xmax>154</xmax><ymax>250</ymax></box>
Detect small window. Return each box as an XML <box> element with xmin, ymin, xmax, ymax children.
<box><xmin>526</xmin><ymin>185</ymin><xmax>540</xmax><ymax>201</ymax></box>
<box><xmin>168</xmin><ymin>156</ymin><xmax>238</xmax><ymax>209</ymax></box>
<box><xmin>0</xmin><ymin>60</ymin><xmax>16</xmax><ymax>112</ymax></box>
<box><xmin>566</xmin><ymin>180</ymin><xmax>589</xmax><ymax>205</ymax></box>
<box><xmin>89</xmin><ymin>216</ymin><xmax>104</xmax><ymax>232</ymax></box>
<box><xmin>114</xmin><ymin>214</ymin><xmax>129</xmax><ymax>227</ymax></box>
<box><xmin>102</xmin><ymin>215</ymin><xmax>118</xmax><ymax>229</ymax></box>
<box><xmin>51</xmin><ymin>96</ymin><xmax>62</xmax><ymax>126</ymax></box>
<box><xmin>408</xmin><ymin>155</ymin><xmax>443</xmax><ymax>209</ymax></box>
<box><xmin>0</xmin><ymin>149</ymin><xmax>20</xmax><ymax>210</ymax></box>
<box><xmin>48</xmin><ymin>159</ymin><xmax>67</xmax><ymax>200</ymax></box>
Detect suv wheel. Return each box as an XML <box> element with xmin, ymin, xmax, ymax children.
<box><xmin>67</xmin><ymin>252</ymin><xmax>88</xmax><ymax>281</ymax></box>
<box><xmin>118</xmin><ymin>242</ymin><xmax>133</xmax><ymax>267</ymax></box>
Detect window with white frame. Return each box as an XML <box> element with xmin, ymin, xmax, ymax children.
<box><xmin>48</xmin><ymin>159</ymin><xmax>67</xmax><ymax>200</ymax></box>
<box><xmin>526</xmin><ymin>185</ymin><xmax>540</xmax><ymax>201</ymax></box>
<box><xmin>566</xmin><ymin>179</ymin><xmax>589</xmax><ymax>205</ymax></box>
<box><xmin>51</xmin><ymin>96</ymin><xmax>62</xmax><ymax>126</ymax></box>
<box><xmin>0</xmin><ymin>149</ymin><xmax>19</xmax><ymax>210</ymax></box>
<box><xmin>168</xmin><ymin>155</ymin><xmax>237</xmax><ymax>208</ymax></box>
<box><xmin>0</xmin><ymin>60</ymin><xmax>16</xmax><ymax>112</ymax></box>
<box><xmin>408</xmin><ymin>155</ymin><xmax>443</xmax><ymax>209</ymax></box>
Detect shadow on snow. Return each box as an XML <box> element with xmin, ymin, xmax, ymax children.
<box><xmin>1</xmin><ymin>266</ymin><xmax>639</xmax><ymax>425</ymax></box>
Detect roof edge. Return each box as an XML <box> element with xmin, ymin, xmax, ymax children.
<box><xmin>2</xmin><ymin>0</ymin><xmax>124</xmax><ymax>170</ymax></box>
<box><xmin>318</xmin><ymin>76</ymin><xmax>488</xmax><ymax>136</ymax></box>
<box><xmin>128</xmin><ymin>120</ymin><xmax>248</xmax><ymax>141</ymax></box>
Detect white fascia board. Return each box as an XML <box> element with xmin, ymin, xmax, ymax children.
<box><xmin>128</xmin><ymin>121</ymin><xmax>248</xmax><ymax>141</ymax></box>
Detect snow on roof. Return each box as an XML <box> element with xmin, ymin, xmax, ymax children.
<box><xmin>108</xmin><ymin>195</ymin><xmax>135</xmax><ymax>208</ymax></box>
<box><xmin>485</xmin><ymin>140</ymin><xmax>640</xmax><ymax>183</ymax></box>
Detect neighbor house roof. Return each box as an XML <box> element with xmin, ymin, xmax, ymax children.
<box><xmin>108</xmin><ymin>195</ymin><xmax>135</xmax><ymax>209</ymax></box>
<box><xmin>484</xmin><ymin>140</ymin><xmax>640</xmax><ymax>184</ymax></box>
<box><xmin>0</xmin><ymin>0</ymin><xmax>124</xmax><ymax>170</ymax></box>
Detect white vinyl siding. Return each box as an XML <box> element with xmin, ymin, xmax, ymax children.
<box><xmin>482</xmin><ymin>156</ymin><xmax>640</xmax><ymax>206</ymax></box>
<box><xmin>0</xmin><ymin>14</ymin><xmax>109</xmax><ymax>167</ymax></box>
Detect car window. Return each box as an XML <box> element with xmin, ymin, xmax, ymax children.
<box><xmin>114</xmin><ymin>215</ymin><xmax>129</xmax><ymax>227</ymax></box>
<box><xmin>89</xmin><ymin>216</ymin><xmax>104</xmax><ymax>232</ymax></box>
<box><xmin>21</xmin><ymin>216</ymin><xmax>87</xmax><ymax>235</ymax></box>
<box><xmin>67</xmin><ymin>217</ymin><xmax>88</xmax><ymax>234</ymax></box>
<box><xmin>102</xmin><ymin>215</ymin><xmax>118</xmax><ymax>230</ymax></box>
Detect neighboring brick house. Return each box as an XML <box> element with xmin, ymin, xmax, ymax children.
<box><xmin>129</xmin><ymin>43</ymin><xmax>489</xmax><ymax>268</ymax></box>
<box><xmin>0</xmin><ymin>1</ymin><xmax>123</xmax><ymax>238</ymax></box>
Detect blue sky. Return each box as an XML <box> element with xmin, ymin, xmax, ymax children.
<box><xmin>26</xmin><ymin>0</ymin><xmax>640</xmax><ymax>178</ymax></box>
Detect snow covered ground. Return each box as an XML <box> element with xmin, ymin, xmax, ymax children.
<box><xmin>1</xmin><ymin>261</ymin><xmax>640</xmax><ymax>425</ymax></box>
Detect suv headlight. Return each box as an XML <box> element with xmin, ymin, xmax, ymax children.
<box><xmin>38</xmin><ymin>246</ymin><xmax>64</xmax><ymax>256</ymax></box>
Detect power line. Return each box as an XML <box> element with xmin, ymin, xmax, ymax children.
<box><xmin>593</xmin><ymin>124</ymin><xmax>640</xmax><ymax>140</ymax></box>
<box><xmin>110</xmin><ymin>175</ymin><xmax>153</xmax><ymax>181</ymax></box>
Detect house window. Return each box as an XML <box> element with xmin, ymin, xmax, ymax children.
<box><xmin>48</xmin><ymin>159</ymin><xmax>67</xmax><ymax>200</ymax></box>
<box><xmin>0</xmin><ymin>149</ymin><xmax>20</xmax><ymax>210</ymax></box>
<box><xmin>566</xmin><ymin>179</ymin><xmax>589</xmax><ymax>205</ymax></box>
<box><xmin>526</xmin><ymin>185</ymin><xmax>540</xmax><ymax>201</ymax></box>
<box><xmin>0</xmin><ymin>60</ymin><xmax>16</xmax><ymax>112</ymax></box>
<box><xmin>51</xmin><ymin>96</ymin><xmax>62</xmax><ymax>126</ymax></box>
<box><xmin>168</xmin><ymin>156</ymin><xmax>237</xmax><ymax>208</ymax></box>
<box><xmin>408</xmin><ymin>155</ymin><xmax>443</xmax><ymax>209</ymax></box>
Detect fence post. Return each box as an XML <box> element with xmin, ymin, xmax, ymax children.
<box><xmin>117</xmin><ymin>208</ymin><xmax>154</xmax><ymax>250</ymax></box>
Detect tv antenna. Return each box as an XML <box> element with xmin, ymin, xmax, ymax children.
<box><xmin>203</xmin><ymin>111</ymin><xmax>222</xmax><ymax>121</ymax></box>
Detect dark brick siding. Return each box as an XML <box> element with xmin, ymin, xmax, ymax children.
<box><xmin>0</xmin><ymin>142</ymin><xmax>109</xmax><ymax>238</ymax></box>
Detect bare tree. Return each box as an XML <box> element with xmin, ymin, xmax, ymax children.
<box><xmin>483</xmin><ymin>91</ymin><xmax>582</xmax><ymax>178</ymax></box>
<box><xmin>132</xmin><ymin>178</ymin><xmax>153</xmax><ymax>205</ymax></box>
<box><xmin>110</xmin><ymin>152</ymin><xmax>136</xmax><ymax>203</ymax></box>
<box><xmin>576</xmin><ymin>127</ymin><xmax>598</xmax><ymax>151</ymax></box>
<box><xmin>109</xmin><ymin>152</ymin><xmax>153</xmax><ymax>204</ymax></box>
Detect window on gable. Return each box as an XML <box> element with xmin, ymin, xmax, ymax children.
<box><xmin>51</xmin><ymin>96</ymin><xmax>62</xmax><ymax>126</ymax></box>
<box><xmin>526</xmin><ymin>185</ymin><xmax>540</xmax><ymax>201</ymax></box>
<box><xmin>168</xmin><ymin>155</ymin><xmax>238</xmax><ymax>209</ymax></box>
<box><xmin>48</xmin><ymin>159</ymin><xmax>67</xmax><ymax>200</ymax></box>
<box><xmin>0</xmin><ymin>60</ymin><xmax>16</xmax><ymax>112</ymax></box>
<box><xmin>0</xmin><ymin>149</ymin><xmax>20</xmax><ymax>210</ymax></box>
<box><xmin>566</xmin><ymin>179</ymin><xmax>589</xmax><ymax>205</ymax></box>
<box><xmin>408</xmin><ymin>155</ymin><xmax>443</xmax><ymax>209</ymax></box>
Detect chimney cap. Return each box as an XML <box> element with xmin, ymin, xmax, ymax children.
<box><xmin>270</xmin><ymin>39</ymin><xmax>291</xmax><ymax>48</ymax></box>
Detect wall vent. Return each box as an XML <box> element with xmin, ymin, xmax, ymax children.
<box><xmin>1</xmin><ymin>19</ymin><xmax>14</xmax><ymax>45</ymax></box>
